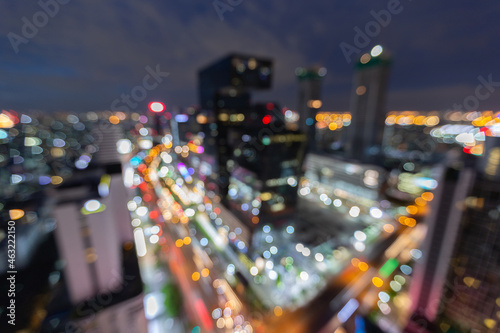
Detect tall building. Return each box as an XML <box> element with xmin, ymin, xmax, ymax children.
<box><xmin>296</xmin><ymin>66</ymin><xmax>327</xmax><ymax>152</ymax></box>
<box><xmin>42</xmin><ymin>121</ymin><xmax>145</xmax><ymax>332</ymax></box>
<box><xmin>345</xmin><ymin>45</ymin><xmax>391</xmax><ymax>163</ymax></box>
<box><xmin>407</xmin><ymin>138</ymin><xmax>500</xmax><ymax>332</ymax></box>
<box><xmin>406</xmin><ymin>165</ymin><xmax>475</xmax><ymax>332</ymax></box>
<box><xmin>199</xmin><ymin>54</ymin><xmax>272</xmax><ymax>198</ymax></box>
<box><xmin>198</xmin><ymin>54</ymin><xmax>307</xmax><ymax>228</ymax></box>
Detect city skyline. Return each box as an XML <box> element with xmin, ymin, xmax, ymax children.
<box><xmin>2</xmin><ymin>2</ymin><xmax>500</xmax><ymax>332</ymax></box>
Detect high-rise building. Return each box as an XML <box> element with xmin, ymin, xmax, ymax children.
<box><xmin>198</xmin><ymin>53</ymin><xmax>272</xmax><ymax>110</ymax></box>
<box><xmin>407</xmin><ymin>139</ymin><xmax>500</xmax><ymax>331</ymax></box>
<box><xmin>434</xmin><ymin>174</ymin><xmax>500</xmax><ymax>332</ymax></box>
<box><xmin>406</xmin><ymin>165</ymin><xmax>475</xmax><ymax>332</ymax></box>
<box><xmin>198</xmin><ymin>54</ymin><xmax>272</xmax><ymax>198</ymax></box>
<box><xmin>296</xmin><ymin>66</ymin><xmax>327</xmax><ymax>152</ymax></box>
<box><xmin>345</xmin><ymin>45</ymin><xmax>391</xmax><ymax>163</ymax></box>
<box><xmin>41</xmin><ymin>121</ymin><xmax>145</xmax><ymax>332</ymax></box>
<box><xmin>198</xmin><ymin>54</ymin><xmax>307</xmax><ymax>228</ymax></box>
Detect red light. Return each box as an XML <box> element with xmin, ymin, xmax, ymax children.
<box><xmin>138</xmin><ymin>182</ymin><xmax>148</xmax><ymax>192</ymax></box>
<box><xmin>143</xmin><ymin>193</ymin><xmax>152</xmax><ymax>202</ymax></box>
<box><xmin>148</xmin><ymin>102</ymin><xmax>165</xmax><ymax>113</ymax></box>
<box><xmin>149</xmin><ymin>211</ymin><xmax>159</xmax><ymax>219</ymax></box>
<box><xmin>463</xmin><ymin>146</ymin><xmax>472</xmax><ymax>154</ymax></box>
<box><xmin>266</xmin><ymin>103</ymin><xmax>274</xmax><ymax>111</ymax></box>
<box><xmin>262</xmin><ymin>115</ymin><xmax>271</xmax><ymax>125</ymax></box>
<box><xmin>480</xmin><ymin>127</ymin><xmax>492</xmax><ymax>136</ymax></box>
<box><xmin>195</xmin><ymin>299</ymin><xmax>214</xmax><ymax>331</ymax></box>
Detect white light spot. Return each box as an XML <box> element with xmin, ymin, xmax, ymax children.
<box><xmin>371</xmin><ymin>45</ymin><xmax>383</xmax><ymax>57</ymax></box>
<box><xmin>84</xmin><ymin>200</ymin><xmax>101</xmax><ymax>212</ymax></box>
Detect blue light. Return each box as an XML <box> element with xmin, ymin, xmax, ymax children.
<box><xmin>175</xmin><ymin>114</ymin><xmax>189</xmax><ymax>123</ymax></box>
<box><xmin>415</xmin><ymin>177</ymin><xmax>438</xmax><ymax>190</ymax></box>
<box><xmin>337</xmin><ymin>298</ymin><xmax>359</xmax><ymax>323</ymax></box>
<box><xmin>355</xmin><ymin>315</ymin><xmax>366</xmax><ymax>333</ymax></box>
<box><xmin>306</xmin><ymin>118</ymin><xmax>314</xmax><ymax>126</ymax></box>
<box><xmin>286</xmin><ymin>226</ymin><xmax>295</xmax><ymax>234</ymax></box>
<box><xmin>39</xmin><ymin>176</ymin><xmax>51</xmax><ymax>185</ymax></box>
<box><xmin>130</xmin><ymin>156</ymin><xmax>141</xmax><ymax>166</ymax></box>
<box><xmin>400</xmin><ymin>265</ymin><xmax>413</xmax><ymax>275</ymax></box>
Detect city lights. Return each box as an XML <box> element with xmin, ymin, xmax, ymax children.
<box><xmin>2</xmin><ymin>12</ymin><xmax>495</xmax><ymax>332</ymax></box>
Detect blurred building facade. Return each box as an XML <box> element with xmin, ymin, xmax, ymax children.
<box><xmin>345</xmin><ymin>47</ymin><xmax>391</xmax><ymax>164</ymax></box>
<box><xmin>198</xmin><ymin>54</ymin><xmax>307</xmax><ymax>228</ymax></box>
<box><xmin>296</xmin><ymin>66</ymin><xmax>326</xmax><ymax>152</ymax></box>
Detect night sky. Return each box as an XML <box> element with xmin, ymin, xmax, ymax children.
<box><xmin>1</xmin><ymin>0</ymin><xmax>499</xmax><ymax>113</ymax></box>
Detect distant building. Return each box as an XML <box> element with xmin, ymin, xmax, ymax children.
<box><xmin>296</xmin><ymin>66</ymin><xmax>327</xmax><ymax>151</ymax></box>
<box><xmin>345</xmin><ymin>46</ymin><xmax>391</xmax><ymax>163</ymax></box>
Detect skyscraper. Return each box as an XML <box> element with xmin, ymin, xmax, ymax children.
<box><xmin>406</xmin><ymin>165</ymin><xmax>475</xmax><ymax>332</ymax></box>
<box><xmin>296</xmin><ymin>66</ymin><xmax>326</xmax><ymax>152</ymax></box>
<box><xmin>198</xmin><ymin>54</ymin><xmax>272</xmax><ymax>198</ymax></box>
<box><xmin>198</xmin><ymin>54</ymin><xmax>307</xmax><ymax>228</ymax></box>
<box><xmin>407</xmin><ymin>137</ymin><xmax>500</xmax><ymax>331</ymax></box>
<box><xmin>345</xmin><ymin>45</ymin><xmax>391</xmax><ymax>163</ymax></box>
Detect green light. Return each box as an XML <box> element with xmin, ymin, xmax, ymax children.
<box><xmin>262</xmin><ymin>137</ymin><xmax>271</xmax><ymax>145</ymax></box>
<box><xmin>379</xmin><ymin>258</ymin><xmax>399</xmax><ymax>278</ymax></box>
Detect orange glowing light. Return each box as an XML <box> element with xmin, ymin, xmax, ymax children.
<box><xmin>274</xmin><ymin>306</ymin><xmax>283</xmax><ymax>317</ymax></box>
<box><xmin>405</xmin><ymin>218</ymin><xmax>417</xmax><ymax>227</ymax></box>
<box><xmin>421</xmin><ymin>192</ymin><xmax>434</xmax><ymax>201</ymax></box>
<box><xmin>109</xmin><ymin>115</ymin><xmax>120</xmax><ymax>124</ymax></box>
<box><xmin>9</xmin><ymin>209</ymin><xmax>24</xmax><ymax>220</ymax></box>
<box><xmin>406</xmin><ymin>205</ymin><xmax>418</xmax><ymax>215</ymax></box>
<box><xmin>415</xmin><ymin>197</ymin><xmax>426</xmax><ymax>206</ymax></box>
<box><xmin>372</xmin><ymin>277</ymin><xmax>384</xmax><ymax>287</ymax></box>
<box><xmin>383</xmin><ymin>224</ymin><xmax>395</xmax><ymax>233</ymax></box>
<box><xmin>358</xmin><ymin>262</ymin><xmax>369</xmax><ymax>271</ymax></box>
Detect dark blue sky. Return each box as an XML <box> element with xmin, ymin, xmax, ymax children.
<box><xmin>1</xmin><ymin>0</ymin><xmax>499</xmax><ymax>113</ymax></box>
